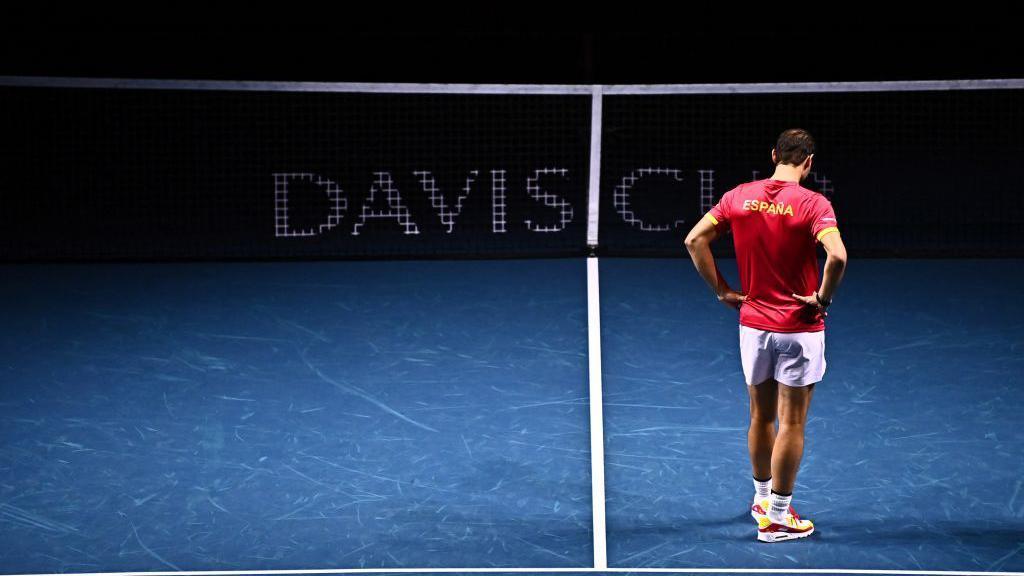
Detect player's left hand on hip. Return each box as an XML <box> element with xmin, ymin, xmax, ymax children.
<box><xmin>791</xmin><ymin>293</ymin><xmax>821</xmax><ymax>307</ymax></box>
<box><xmin>792</xmin><ymin>293</ymin><xmax>828</xmax><ymax>318</ymax></box>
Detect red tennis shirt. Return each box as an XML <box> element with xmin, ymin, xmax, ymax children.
<box><xmin>707</xmin><ymin>179</ymin><xmax>839</xmax><ymax>333</ymax></box>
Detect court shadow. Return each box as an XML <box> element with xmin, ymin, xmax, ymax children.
<box><xmin>609</xmin><ymin>514</ymin><xmax>1024</xmax><ymax>552</ymax></box>
<box><xmin>818</xmin><ymin>518</ymin><xmax>1024</xmax><ymax>549</ymax></box>
<box><xmin>609</xmin><ymin>511</ymin><xmax>757</xmax><ymax>543</ymax></box>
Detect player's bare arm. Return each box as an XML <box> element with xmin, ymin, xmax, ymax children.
<box><xmin>685</xmin><ymin>214</ymin><xmax>746</xmax><ymax>310</ymax></box>
<box><xmin>792</xmin><ymin>230</ymin><xmax>847</xmax><ymax>310</ymax></box>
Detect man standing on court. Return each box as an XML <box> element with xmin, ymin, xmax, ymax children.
<box><xmin>684</xmin><ymin>129</ymin><xmax>847</xmax><ymax>542</ymax></box>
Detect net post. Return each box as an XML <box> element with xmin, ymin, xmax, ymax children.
<box><xmin>586</xmin><ymin>85</ymin><xmax>603</xmax><ymax>248</ymax></box>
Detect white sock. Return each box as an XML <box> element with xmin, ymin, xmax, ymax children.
<box><xmin>769</xmin><ymin>490</ymin><xmax>792</xmax><ymax>523</ymax></box>
<box><xmin>753</xmin><ymin>476</ymin><xmax>771</xmax><ymax>500</ymax></box>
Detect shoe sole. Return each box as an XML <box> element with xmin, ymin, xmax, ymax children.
<box><xmin>757</xmin><ymin>525</ymin><xmax>814</xmax><ymax>543</ymax></box>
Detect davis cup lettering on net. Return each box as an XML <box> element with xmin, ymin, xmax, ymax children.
<box><xmin>612</xmin><ymin>168</ymin><xmax>833</xmax><ymax>229</ymax></box>
<box><xmin>274</xmin><ymin>169</ymin><xmax>833</xmax><ymax>238</ymax></box>
<box><xmin>614</xmin><ymin>168</ymin><xmax>717</xmax><ymax>231</ymax></box>
<box><xmin>613</xmin><ymin>168</ymin><xmax>687</xmax><ymax>232</ymax></box>
<box><xmin>273</xmin><ymin>170</ymin><xmax>573</xmax><ymax>237</ymax></box>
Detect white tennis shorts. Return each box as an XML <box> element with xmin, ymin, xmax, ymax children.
<box><xmin>739</xmin><ymin>325</ymin><xmax>826</xmax><ymax>387</ymax></box>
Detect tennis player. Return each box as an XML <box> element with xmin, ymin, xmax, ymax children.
<box><xmin>683</xmin><ymin>128</ymin><xmax>847</xmax><ymax>542</ymax></box>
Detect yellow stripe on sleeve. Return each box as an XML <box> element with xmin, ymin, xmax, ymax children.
<box><xmin>816</xmin><ymin>226</ymin><xmax>839</xmax><ymax>241</ymax></box>
<box><xmin>706</xmin><ymin>213</ymin><xmax>720</xmax><ymax>226</ymax></box>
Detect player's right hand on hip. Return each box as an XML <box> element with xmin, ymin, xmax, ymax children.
<box><xmin>718</xmin><ymin>290</ymin><xmax>747</xmax><ymax>310</ymax></box>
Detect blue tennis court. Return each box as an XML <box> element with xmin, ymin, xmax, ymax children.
<box><xmin>2</xmin><ymin>258</ymin><xmax>1022</xmax><ymax>573</ymax></box>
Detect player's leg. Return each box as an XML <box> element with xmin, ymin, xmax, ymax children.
<box><xmin>754</xmin><ymin>382</ymin><xmax>816</xmax><ymax>541</ymax></box>
<box><xmin>770</xmin><ymin>329</ymin><xmax>824</xmax><ymax>496</ymax></box>
<box><xmin>740</xmin><ymin>325</ymin><xmax>776</xmax><ymax>517</ymax></box>
<box><xmin>747</xmin><ymin>377</ymin><xmax>778</xmax><ymax>481</ymax></box>
<box><xmin>756</xmin><ymin>330</ymin><xmax>822</xmax><ymax>542</ymax></box>
<box><xmin>771</xmin><ymin>381</ymin><xmax>815</xmax><ymax>494</ymax></box>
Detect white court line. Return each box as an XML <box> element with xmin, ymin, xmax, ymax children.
<box><xmin>587</xmin><ymin>256</ymin><xmax>608</xmax><ymax>568</ymax></box>
<box><xmin>4</xmin><ymin>567</ymin><xmax>1023</xmax><ymax>576</ymax></box>
<box><xmin>2</xmin><ymin>76</ymin><xmax>1024</xmax><ymax>94</ymax></box>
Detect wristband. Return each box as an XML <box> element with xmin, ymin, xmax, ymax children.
<box><xmin>815</xmin><ymin>292</ymin><xmax>832</xmax><ymax>307</ymax></box>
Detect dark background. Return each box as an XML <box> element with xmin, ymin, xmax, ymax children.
<box><xmin>2</xmin><ymin>6</ymin><xmax>1022</xmax><ymax>261</ymax></box>
<box><xmin>0</xmin><ymin>87</ymin><xmax>593</xmax><ymax>260</ymax></box>
<box><xmin>3</xmin><ymin>6</ymin><xmax>1022</xmax><ymax>85</ymax></box>
<box><xmin>598</xmin><ymin>90</ymin><xmax>1024</xmax><ymax>257</ymax></box>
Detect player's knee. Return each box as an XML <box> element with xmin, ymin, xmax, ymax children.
<box><xmin>778</xmin><ymin>416</ymin><xmax>808</xmax><ymax>430</ymax></box>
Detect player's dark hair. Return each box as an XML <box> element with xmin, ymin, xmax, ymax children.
<box><xmin>775</xmin><ymin>128</ymin><xmax>815</xmax><ymax>166</ymax></box>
